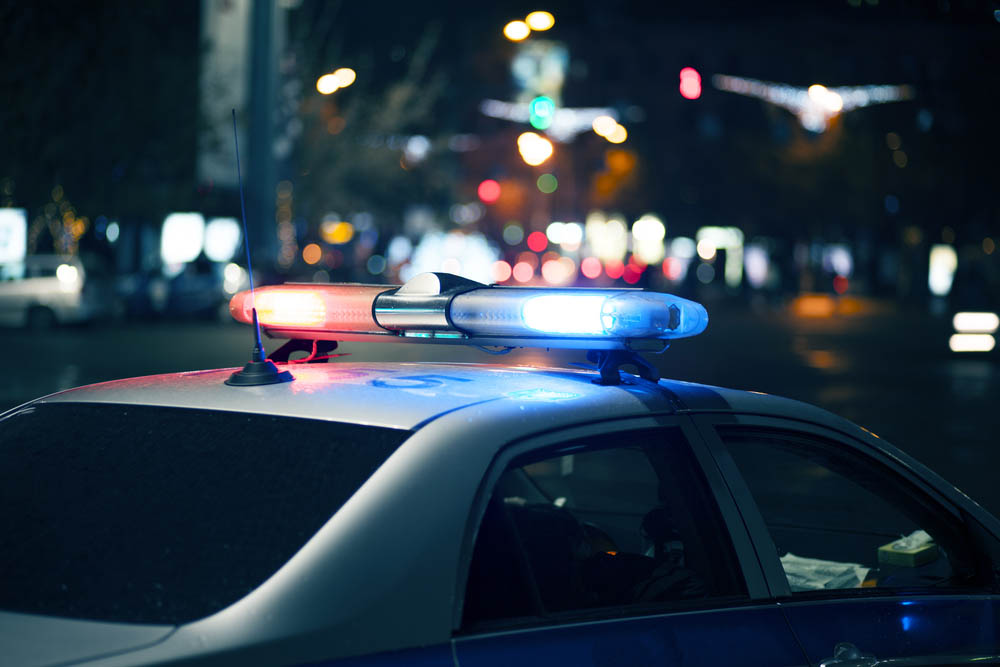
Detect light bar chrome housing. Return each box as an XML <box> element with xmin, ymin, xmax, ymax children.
<box><xmin>230</xmin><ymin>272</ymin><xmax>708</xmax><ymax>351</ymax></box>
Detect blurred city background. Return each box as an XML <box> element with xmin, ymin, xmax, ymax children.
<box><xmin>1</xmin><ymin>2</ymin><xmax>998</xmax><ymax>507</ymax></box>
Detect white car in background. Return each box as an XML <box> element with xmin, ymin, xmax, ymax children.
<box><xmin>0</xmin><ymin>254</ymin><xmax>116</xmax><ymax>328</ymax></box>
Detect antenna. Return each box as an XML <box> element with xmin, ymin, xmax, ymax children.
<box><xmin>225</xmin><ymin>109</ymin><xmax>293</xmax><ymax>387</ymax></box>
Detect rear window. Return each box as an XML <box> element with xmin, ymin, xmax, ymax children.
<box><xmin>0</xmin><ymin>402</ymin><xmax>410</xmax><ymax>624</ymax></box>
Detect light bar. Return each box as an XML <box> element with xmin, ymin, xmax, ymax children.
<box><xmin>230</xmin><ymin>273</ymin><xmax>708</xmax><ymax>350</ymax></box>
<box><xmin>230</xmin><ymin>284</ymin><xmax>387</xmax><ymax>333</ymax></box>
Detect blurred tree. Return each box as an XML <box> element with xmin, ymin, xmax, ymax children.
<box><xmin>288</xmin><ymin>2</ymin><xmax>453</xmax><ymax>233</ymax></box>
<box><xmin>0</xmin><ymin>1</ymin><xmax>201</xmax><ymax>223</ymax></box>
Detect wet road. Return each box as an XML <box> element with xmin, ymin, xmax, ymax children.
<box><xmin>3</xmin><ymin>300</ymin><xmax>998</xmax><ymax>514</ymax></box>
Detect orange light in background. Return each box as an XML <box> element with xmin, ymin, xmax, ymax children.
<box><xmin>525</xmin><ymin>11</ymin><xmax>554</xmax><ymax>31</ymax></box>
<box><xmin>527</xmin><ymin>231</ymin><xmax>548</xmax><ymax>252</ymax></box>
<box><xmin>254</xmin><ymin>291</ymin><xmax>326</xmax><ymax>327</ymax></box>
<box><xmin>503</xmin><ymin>20</ymin><xmax>530</xmax><ymax>41</ymax></box>
<box><xmin>516</xmin><ymin>251</ymin><xmax>539</xmax><ymax>269</ymax></box>
<box><xmin>492</xmin><ymin>260</ymin><xmax>513</xmax><ymax>283</ymax></box>
<box><xmin>792</xmin><ymin>294</ymin><xmax>836</xmax><ymax>319</ymax></box>
<box><xmin>302</xmin><ymin>243</ymin><xmax>322</xmax><ymax>265</ymax></box>
<box><xmin>512</xmin><ymin>261</ymin><xmax>535</xmax><ymax>282</ymax></box>
<box><xmin>321</xmin><ymin>220</ymin><xmax>354</xmax><ymax>245</ymax></box>
<box><xmin>606</xmin><ymin>124</ymin><xmax>627</xmax><ymax>144</ymax></box>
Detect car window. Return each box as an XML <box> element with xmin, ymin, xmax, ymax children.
<box><xmin>0</xmin><ymin>402</ymin><xmax>411</xmax><ymax>624</ymax></box>
<box><xmin>461</xmin><ymin>427</ymin><xmax>747</xmax><ymax>628</ymax></box>
<box><xmin>721</xmin><ymin>429</ymin><xmax>981</xmax><ymax>594</ymax></box>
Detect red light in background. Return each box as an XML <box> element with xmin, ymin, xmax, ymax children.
<box><xmin>627</xmin><ymin>255</ymin><xmax>646</xmax><ymax>272</ymax></box>
<box><xmin>477</xmin><ymin>179</ymin><xmax>502</xmax><ymax>204</ymax></box>
<box><xmin>662</xmin><ymin>257</ymin><xmax>682</xmax><ymax>281</ymax></box>
<box><xmin>512</xmin><ymin>261</ymin><xmax>534</xmax><ymax>283</ymax></box>
<box><xmin>679</xmin><ymin>67</ymin><xmax>702</xmax><ymax>100</ymax></box>
<box><xmin>623</xmin><ymin>265</ymin><xmax>641</xmax><ymax>284</ymax></box>
<box><xmin>605</xmin><ymin>258</ymin><xmax>625</xmax><ymax>280</ymax></box>
<box><xmin>833</xmin><ymin>275</ymin><xmax>849</xmax><ymax>295</ymax></box>
<box><xmin>580</xmin><ymin>256</ymin><xmax>602</xmax><ymax>279</ymax></box>
<box><xmin>526</xmin><ymin>231</ymin><xmax>548</xmax><ymax>252</ymax></box>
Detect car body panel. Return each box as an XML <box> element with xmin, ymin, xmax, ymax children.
<box><xmin>0</xmin><ymin>611</ymin><xmax>173</xmax><ymax>667</ymax></box>
<box><xmin>455</xmin><ymin>605</ymin><xmax>808</xmax><ymax>667</ymax></box>
<box><xmin>36</xmin><ymin>362</ymin><xmax>680</xmax><ymax>430</ymax></box>
<box><xmin>7</xmin><ymin>361</ymin><xmax>999</xmax><ymax>666</ymax></box>
<box><xmin>778</xmin><ymin>596</ymin><xmax>1000</xmax><ymax>664</ymax></box>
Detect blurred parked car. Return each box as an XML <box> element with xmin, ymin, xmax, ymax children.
<box><xmin>0</xmin><ymin>254</ymin><xmax>116</xmax><ymax>328</ymax></box>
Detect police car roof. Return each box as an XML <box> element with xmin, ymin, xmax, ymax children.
<box><xmin>38</xmin><ymin>361</ymin><xmax>860</xmax><ymax>437</ymax></box>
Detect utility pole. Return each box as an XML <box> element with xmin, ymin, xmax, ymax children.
<box><xmin>246</xmin><ymin>0</ymin><xmax>285</xmax><ymax>269</ymax></box>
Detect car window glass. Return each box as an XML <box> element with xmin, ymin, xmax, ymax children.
<box><xmin>0</xmin><ymin>402</ymin><xmax>411</xmax><ymax>624</ymax></box>
<box><xmin>462</xmin><ymin>427</ymin><xmax>747</xmax><ymax>628</ymax></box>
<box><xmin>722</xmin><ymin>430</ymin><xmax>980</xmax><ymax>594</ymax></box>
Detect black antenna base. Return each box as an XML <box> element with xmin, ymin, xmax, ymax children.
<box><xmin>225</xmin><ymin>359</ymin><xmax>293</xmax><ymax>386</ymax></box>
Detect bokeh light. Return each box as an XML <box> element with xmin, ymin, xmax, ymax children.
<box><xmin>332</xmin><ymin>67</ymin><xmax>356</xmax><ymax>87</ymax></box>
<box><xmin>316</xmin><ymin>74</ymin><xmax>339</xmax><ymax>94</ymax></box>
<box><xmin>321</xmin><ymin>220</ymin><xmax>354</xmax><ymax>244</ymax></box>
<box><xmin>606</xmin><ymin>124</ymin><xmax>627</xmax><ymax>144</ymax></box>
<box><xmin>478</xmin><ymin>179</ymin><xmax>502</xmax><ymax>204</ymax></box>
<box><xmin>679</xmin><ymin>67</ymin><xmax>702</xmax><ymax>100</ymax></box>
<box><xmin>537</xmin><ymin>173</ymin><xmax>558</xmax><ymax>193</ymax></box>
<box><xmin>504</xmin><ymin>20</ymin><xmax>530</xmax><ymax>41</ymax></box>
<box><xmin>525</xmin><ymin>11</ymin><xmax>554</xmax><ymax>31</ymax></box>
<box><xmin>204</xmin><ymin>217</ymin><xmax>241</xmax><ymax>262</ymax></box>
<box><xmin>492</xmin><ymin>260</ymin><xmax>513</xmax><ymax>283</ymax></box>
<box><xmin>503</xmin><ymin>222</ymin><xmax>524</xmax><ymax>245</ymax></box>
<box><xmin>513</xmin><ymin>261</ymin><xmax>535</xmax><ymax>282</ymax></box>
<box><xmin>527</xmin><ymin>231</ymin><xmax>548</xmax><ymax>252</ymax></box>
<box><xmin>581</xmin><ymin>256</ymin><xmax>602</xmax><ymax>279</ymax></box>
<box><xmin>302</xmin><ymin>243</ymin><xmax>322</xmax><ymax>265</ymax></box>
<box><xmin>592</xmin><ymin>115</ymin><xmax>617</xmax><ymax>137</ymax></box>
<box><xmin>367</xmin><ymin>254</ymin><xmax>387</xmax><ymax>275</ymax></box>
<box><xmin>517</xmin><ymin>132</ymin><xmax>554</xmax><ymax>165</ymax></box>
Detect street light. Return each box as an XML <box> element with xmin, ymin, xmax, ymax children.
<box><xmin>525</xmin><ymin>11</ymin><xmax>554</xmax><ymax>31</ymax></box>
<box><xmin>517</xmin><ymin>132</ymin><xmax>554</xmax><ymax>166</ymax></box>
<box><xmin>503</xmin><ymin>20</ymin><xmax>530</xmax><ymax>41</ymax></box>
<box><xmin>316</xmin><ymin>67</ymin><xmax>357</xmax><ymax>95</ymax></box>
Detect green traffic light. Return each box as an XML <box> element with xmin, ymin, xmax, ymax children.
<box><xmin>529</xmin><ymin>96</ymin><xmax>556</xmax><ymax>130</ymax></box>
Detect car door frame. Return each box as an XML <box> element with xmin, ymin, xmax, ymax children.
<box><xmin>450</xmin><ymin>411</ymin><xmax>776</xmax><ymax>636</ymax></box>
<box><xmin>687</xmin><ymin>411</ymin><xmax>996</xmax><ymax>599</ymax></box>
<box><xmin>689</xmin><ymin>411</ymin><xmax>1000</xmax><ymax>664</ymax></box>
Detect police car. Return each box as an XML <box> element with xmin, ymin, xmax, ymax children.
<box><xmin>2</xmin><ymin>272</ymin><xmax>999</xmax><ymax>667</ymax></box>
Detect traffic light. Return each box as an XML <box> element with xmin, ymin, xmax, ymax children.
<box><xmin>528</xmin><ymin>96</ymin><xmax>556</xmax><ymax>130</ymax></box>
<box><xmin>679</xmin><ymin>67</ymin><xmax>701</xmax><ymax>100</ymax></box>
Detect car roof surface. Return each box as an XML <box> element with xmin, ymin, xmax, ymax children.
<box><xmin>36</xmin><ymin>360</ymin><xmax>857</xmax><ymax>434</ymax></box>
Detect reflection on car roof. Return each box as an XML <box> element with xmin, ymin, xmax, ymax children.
<box><xmin>37</xmin><ymin>361</ymin><xmax>858</xmax><ymax>436</ymax></box>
